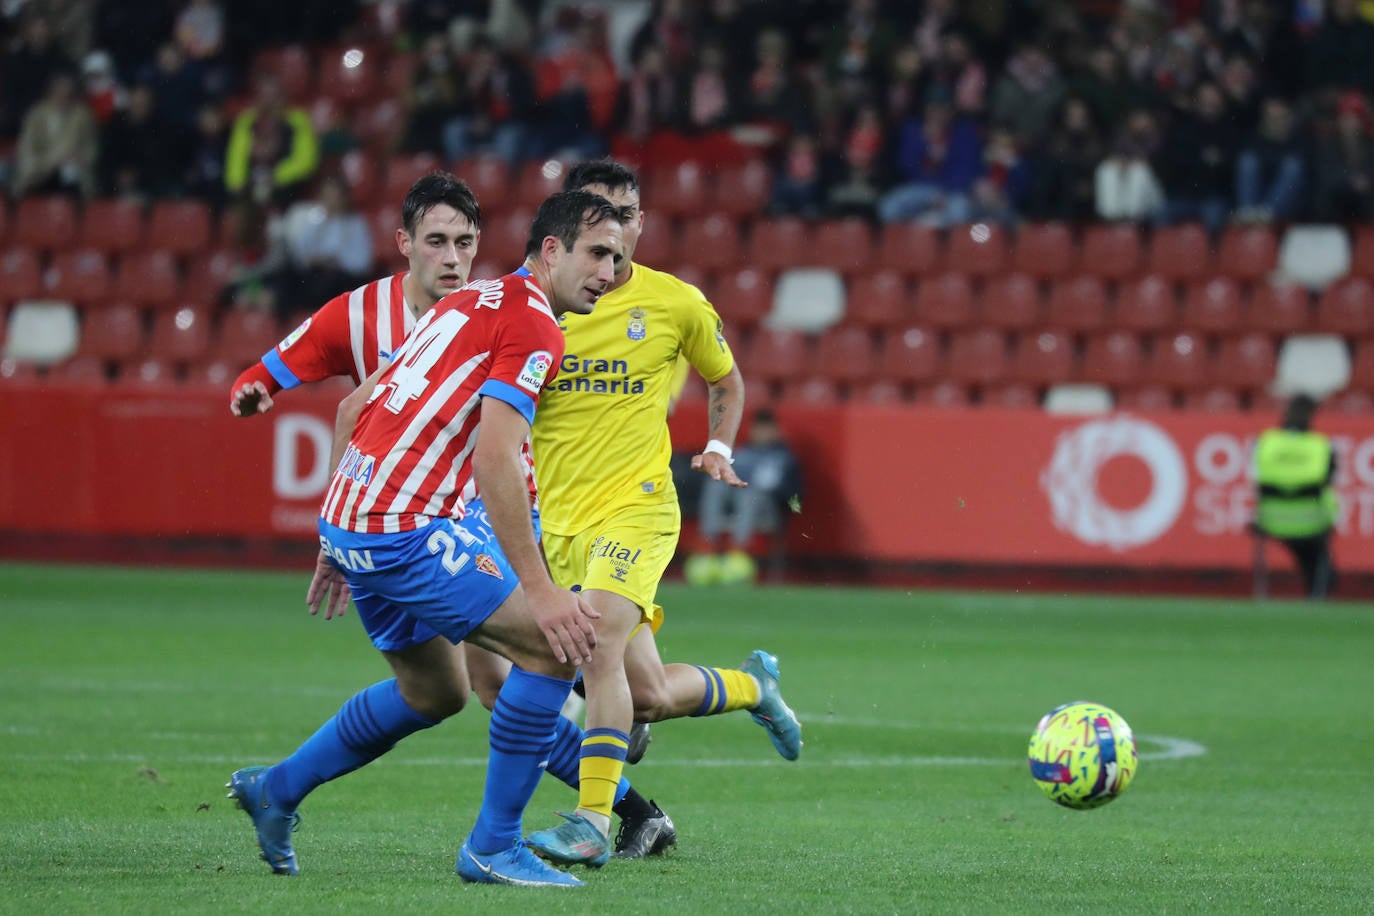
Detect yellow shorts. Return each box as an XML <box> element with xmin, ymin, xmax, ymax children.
<box><xmin>542</xmin><ymin>501</ymin><xmax>680</xmax><ymax>631</ymax></box>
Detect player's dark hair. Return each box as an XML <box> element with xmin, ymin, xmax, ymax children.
<box><xmin>562</xmin><ymin>158</ymin><xmax>640</xmax><ymax>196</ymax></box>
<box><xmin>401</xmin><ymin>171</ymin><xmax>481</xmax><ymax>236</ymax></box>
<box><xmin>1283</xmin><ymin>394</ymin><xmax>1318</xmax><ymax>431</ymax></box>
<box><xmin>525</xmin><ymin>190</ymin><xmax>621</xmax><ymax>258</ymax></box>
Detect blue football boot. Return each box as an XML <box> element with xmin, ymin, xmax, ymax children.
<box><xmin>226</xmin><ymin>766</ymin><xmax>299</xmax><ymax>875</ymax></box>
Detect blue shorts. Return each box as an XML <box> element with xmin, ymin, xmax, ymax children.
<box><xmin>318</xmin><ymin>506</ymin><xmax>520</xmax><ymax>652</ymax></box>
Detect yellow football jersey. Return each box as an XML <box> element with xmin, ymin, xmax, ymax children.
<box><xmin>532</xmin><ymin>262</ymin><xmax>735</xmax><ymax>536</ymax></box>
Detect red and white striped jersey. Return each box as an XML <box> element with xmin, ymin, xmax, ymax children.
<box><xmin>321</xmin><ymin>270</ymin><xmax>562</xmax><ymax>534</ymax></box>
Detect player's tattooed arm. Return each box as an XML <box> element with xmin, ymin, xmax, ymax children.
<box><xmin>693</xmin><ymin>363</ymin><xmax>747</xmax><ymax>487</ymax></box>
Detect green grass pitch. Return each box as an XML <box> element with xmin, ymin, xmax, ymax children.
<box><xmin>2</xmin><ymin>562</ymin><xmax>1372</xmax><ymax>914</ymax></box>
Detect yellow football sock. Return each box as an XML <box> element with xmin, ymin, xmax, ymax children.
<box><xmin>690</xmin><ymin>666</ymin><xmax>761</xmax><ymax>716</ymax></box>
<box><xmin>579</xmin><ymin>728</ymin><xmax>629</xmax><ymax>821</ymax></box>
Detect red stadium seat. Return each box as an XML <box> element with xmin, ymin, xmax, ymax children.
<box><xmin>352</xmin><ymin>98</ymin><xmax>405</xmax><ymax>156</ymax></box>
<box><xmin>114</xmin><ymin>250</ymin><xmax>181</xmax><ymax>307</ymax></box>
<box><xmin>983</xmin><ymin>382</ymin><xmax>1040</xmax><ymax>409</ymax></box>
<box><xmin>713</xmin><ymin>267</ymin><xmax>772</xmax><ymax>330</ymax></box>
<box><xmin>317</xmin><ymin>45</ymin><xmax>381</xmax><ymax>105</ymax></box>
<box><xmin>1078</xmin><ymin>224</ymin><xmax>1142</xmax><ymax>280</ymax></box>
<box><xmin>1316</xmin><ymin>276</ymin><xmax>1374</xmax><ymax>335</ymax></box>
<box><xmin>1011</xmin><ymin>222</ymin><xmax>1074</xmax><ymax>279</ymax></box>
<box><xmin>1010</xmin><ymin>330</ymin><xmax>1075</xmax><ymax>385</ymax></box>
<box><xmin>913</xmin><ymin>272</ymin><xmax>974</xmax><ymax>330</ymax></box>
<box><xmin>147</xmin><ymin>306</ymin><xmax>212</xmax><ymax>364</ymax></box>
<box><xmin>1184</xmin><ymin>387</ymin><xmax>1242</xmax><ymax>412</ymax></box>
<box><xmin>147</xmin><ymin>200</ymin><xmax>212</xmax><ymax>256</ymax></box>
<box><xmin>1330</xmin><ymin>388</ymin><xmax>1374</xmax><ymax>413</ymax></box>
<box><xmin>945</xmin><ymin>222</ymin><xmax>1008</xmax><ymax>278</ymax></box>
<box><xmin>630</xmin><ymin>214</ymin><xmax>676</xmax><ymax>268</ymax></box>
<box><xmin>0</xmin><ymin>200</ymin><xmax>9</xmax><ymax>246</ymax></box>
<box><xmin>780</xmin><ymin>377</ymin><xmax>842</xmax><ymax>405</ymax></box>
<box><xmin>14</xmin><ymin>196</ymin><xmax>78</xmax><ymax>251</ymax></box>
<box><xmin>1082</xmin><ymin>331</ymin><xmax>1145</xmax><ymax>386</ymax></box>
<box><xmin>370</xmin><ymin>206</ymin><xmax>405</xmax><ymax>264</ymax></box>
<box><xmin>710</xmin><ymin>160</ymin><xmax>771</xmax><ymax>219</ymax></box>
<box><xmin>913</xmin><ymin>381</ymin><xmax>970</xmax><ymax>407</ymax></box>
<box><xmin>1115</xmin><ymin>274</ymin><xmax>1178</xmax><ymax>333</ymax></box>
<box><xmin>1349</xmin><ymin>337</ymin><xmax>1374</xmax><ymax>392</ymax></box>
<box><xmin>1349</xmin><ymin>226</ymin><xmax>1374</xmax><ymax>279</ymax></box>
<box><xmin>80</xmin><ymin>303</ymin><xmax>145</xmax><ymax>362</ymax></box>
<box><xmin>49</xmin><ymin>353</ymin><xmax>109</xmax><ymax>385</ymax></box>
<box><xmin>746</xmin><ymin>218</ymin><xmax>810</xmax><ymax>274</ymax></box>
<box><xmin>814</xmin><ymin>326</ymin><xmax>876</xmax><ymax>385</ymax></box>
<box><xmin>946</xmin><ymin>329</ymin><xmax>1009</xmax><ymax>386</ymax></box>
<box><xmin>480</xmin><ymin>206</ymin><xmax>535</xmax><ymax>269</ymax></box>
<box><xmin>875</xmin><ymin>223</ymin><xmax>940</xmax><ymax>277</ymax></box>
<box><xmin>1245</xmin><ymin>282</ymin><xmax>1311</xmax><ymax>334</ymax></box>
<box><xmin>382</xmin><ymin>50</ymin><xmax>416</xmax><ymax>99</ymax></box>
<box><xmin>745</xmin><ymin>327</ymin><xmax>812</xmax><ymax>386</ymax></box>
<box><xmin>678</xmin><ymin>213</ymin><xmax>741</xmax><ymax>272</ymax></box>
<box><xmin>44</xmin><ymin>249</ymin><xmax>112</xmax><ymax>305</ymax></box>
<box><xmin>671</xmin><ymin>264</ymin><xmax>710</xmax><ymax>292</ymax></box>
<box><xmin>978</xmin><ymin>272</ymin><xmax>1042</xmax><ymax>330</ymax></box>
<box><xmin>845</xmin><ymin>269</ymin><xmax>911</xmax><ymax>330</ymax></box>
<box><xmin>337</xmin><ymin>149</ymin><xmax>380</xmax><ymax>208</ymax></box>
<box><xmin>855</xmin><ymin>379</ymin><xmax>906</xmax><ymax>404</ymax></box>
<box><xmin>80</xmin><ymin>198</ymin><xmax>146</xmax><ymax>253</ymax></box>
<box><xmin>186</xmin><ymin>247</ymin><xmax>245</xmax><ymax>304</ymax></box>
<box><xmin>648</xmin><ymin>161</ymin><xmax>708</xmax><ymax>218</ymax></box>
<box><xmin>1046</xmin><ymin>275</ymin><xmax>1108</xmax><ymax>332</ymax></box>
<box><xmin>1213</xmin><ymin>332</ymin><xmax>1277</xmax><ymax>391</ymax></box>
<box><xmin>186</xmin><ymin>358</ymin><xmax>239</xmax><ymax>390</ymax></box>
<box><xmin>454</xmin><ymin>157</ymin><xmax>512</xmax><ymax>214</ymax></box>
<box><xmin>1116</xmin><ymin>383</ymin><xmax>1175</xmax><ymax>411</ymax></box>
<box><xmin>1146</xmin><ymin>224</ymin><xmax>1211</xmax><ymax>282</ymax></box>
<box><xmin>0</xmin><ymin>247</ymin><xmax>43</xmax><ymax>302</ymax></box>
<box><xmin>1182</xmin><ymin>278</ymin><xmax>1242</xmax><ymax>333</ymax></box>
<box><xmin>253</xmin><ymin>44</ymin><xmax>314</xmax><ymax>102</ymax></box>
<box><xmin>383</xmin><ymin>153</ymin><xmax>444</xmax><ymax>207</ymax></box>
<box><xmin>812</xmin><ymin>219</ymin><xmax>875</xmax><ymax>276</ymax></box>
<box><xmin>1216</xmin><ymin>226</ymin><xmax>1278</xmax><ymax>282</ymax></box>
<box><xmin>1147</xmin><ymin>331</ymin><xmax>1210</xmax><ymax>390</ymax></box>
<box><xmin>217</xmin><ymin>308</ymin><xmax>281</xmax><ymax>367</ymax></box>
<box><xmin>119</xmin><ymin>356</ymin><xmax>175</xmax><ymax>387</ymax></box>
<box><xmin>514</xmin><ymin>159</ymin><xmax>573</xmax><ymax>212</ymax></box>
<box><xmin>875</xmin><ymin>325</ymin><xmax>940</xmax><ymax>384</ymax></box>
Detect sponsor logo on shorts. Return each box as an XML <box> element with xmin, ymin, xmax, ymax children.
<box><xmin>475</xmin><ymin>554</ymin><xmax>503</xmax><ymax>579</ymax></box>
<box><xmin>517</xmin><ymin>350</ymin><xmax>554</xmax><ymax>393</ymax></box>
<box><xmin>588</xmin><ymin>536</ymin><xmax>641</xmax><ymax>583</ymax></box>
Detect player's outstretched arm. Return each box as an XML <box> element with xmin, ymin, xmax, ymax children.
<box><xmin>690</xmin><ymin>363</ymin><xmax>748</xmax><ymax>487</ymax></box>
<box><xmin>474</xmin><ymin>396</ymin><xmax>599</xmax><ymax>665</ymax></box>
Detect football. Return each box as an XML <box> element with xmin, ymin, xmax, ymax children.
<box><xmin>1027</xmin><ymin>701</ymin><xmax>1138</xmax><ymax>809</ymax></box>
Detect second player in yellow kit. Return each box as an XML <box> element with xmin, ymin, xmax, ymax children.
<box><xmin>527</xmin><ymin>160</ymin><xmax>803</xmax><ymax>868</ymax></box>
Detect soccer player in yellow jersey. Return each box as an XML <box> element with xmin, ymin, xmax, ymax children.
<box><xmin>527</xmin><ymin>160</ymin><xmax>802</xmax><ymax>866</ymax></box>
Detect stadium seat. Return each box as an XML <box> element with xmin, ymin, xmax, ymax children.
<box><xmin>744</xmin><ymin>327</ymin><xmax>812</xmax><ymax>385</ymax></box>
<box><xmin>875</xmin><ymin>325</ymin><xmax>940</xmax><ymax>384</ymax></box>
<box><xmin>43</xmin><ymin>249</ymin><xmax>112</xmax><ymax>305</ymax></box>
<box><xmin>0</xmin><ymin>200</ymin><xmax>9</xmax><ymax>246</ymax></box>
<box><xmin>479</xmin><ymin>206</ymin><xmax>535</xmax><ymax>269</ymax></box>
<box><xmin>1011</xmin><ymin>222</ymin><xmax>1075</xmax><ymax>280</ymax></box>
<box><xmin>186</xmin><ymin>248</ymin><xmax>245</xmax><ymax>304</ymax></box>
<box><xmin>780</xmin><ymin>377</ymin><xmax>842</xmax><ymax>405</ymax></box>
<box><xmin>1276</xmin><ymin>224</ymin><xmax>1350</xmax><ymax>290</ymax></box>
<box><xmin>1078</xmin><ymin>224</ymin><xmax>1142</xmax><ymax>280</ymax></box>
<box><xmin>978</xmin><ymin>272</ymin><xmax>1042</xmax><ymax>330</ymax></box>
<box><xmin>1349</xmin><ymin>337</ymin><xmax>1374</xmax><ymax>392</ymax></box>
<box><xmin>2</xmin><ymin>301</ymin><xmax>80</xmax><ymax>365</ymax></box>
<box><xmin>1213</xmin><ymin>333</ymin><xmax>1277</xmax><ymax>391</ymax></box>
<box><xmin>1115</xmin><ymin>274</ymin><xmax>1178</xmax><ymax>333</ymax></box>
<box><xmin>147</xmin><ymin>200</ymin><xmax>212</xmax><ymax>256</ymax></box>
<box><xmin>1116</xmin><ymin>383</ymin><xmax>1175</xmax><ymax>411</ymax></box>
<box><xmin>383</xmin><ymin>153</ymin><xmax>444</xmax><ymax>206</ymax></box>
<box><xmin>253</xmin><ymin>44</ymin><xmax>314</xmax><ymax>102</ymax></box>
<box><xmin>370</xmin><ymin>207</ymin><xmax>406</xmax><ymax>264</ymax></box>
<box><xmin>913</xmin><ymin>272</ymin><xmax>974</xmax><ymax>330</ymax></box>
<box><xmin>1330</xmin><ymin>387</ymin><xmax>1374</xmax><ymax>413</ymax></box>
<box><xmin>381</xmin><ymin>49</ymin><xmax>416</xmax><ymax>99</ymax></box>
<box><xmin>747</xmin><ymin>218</ymin><xmax>810</xmax><ymax>274</ymax></box>
<box><xmin>814</xmin><ymin>326</ymin><xmax>876</xmax><ymax>385</ymax></box>
<box><xmin>875</xmin><ymin>223</ymin><xmax>941</xmax><ymax>277</ymax></box>
<box><xmin>317</xmin><ymin>45</ymin><xmax>381</xmax><ymax>105</ymax></box>
<box><xmin>119</xmin><ymin>356</ymin><xmax>175</xmax><ymax>387</ymax></box>
<box><xmin>1350</xmin><ymin>226</ymin><xmax>1374</xmax><ymax>279</ymax></box>
<box><xmin>1081</xmin><ymin>331</ymin><xmax>1145</xmax><ymax>386</ymax></box>
<box><xmin>944</xmin><ymin>222</ymin><xmax>1008</xmax><ymax>278</ymax></box>
<box><xmin>1315</xmin><ymin>275</ymin><xmax>1374</xmax><ymax>335</ymax></box>
<box><xmin>14</xmin><ymin>196</ymin><xmax>78</xmax><ymax>251</ymax></box>
<box><xmin>79</xmin><ymin>303</ymin><xmax>145</xmax><ymax>362</ymax></box>
<box><xmin>946</xmin><ymin>329</ymin><xmax>1009</xmax><ymax>386</ymax></box>
<box><xmin>454</xmin><ymin>157</ymin><xmax>512</xmax><ymax>214</ymax></box>
<box><xmin>671</xmin><ymin>265</ymin><xmax>710</xmax><ymax>295</ymax></box>
<box><xmin>1217</xmin><ymin>225</ymin><xmax>1278</xmax><ymax>282</ymax></box>
<box><xmin>514</xmin><ymin>159</ymin><xmax>573</xmax><ymax>212</ymax></box>
<box><xmin>713</xmin><ymin>267</ymin><xmax>772</xmax><ymax>330</ymax></box>
<box><xmin>337</xmin><ymin>149</ymin><xmax>380</xmax><ymax>208</ymax></box>
<box><xmin>678</xmin><ymin>212</ymin><xmax>741</xmax><ymax>272</ymax></box>
<box><xmin>845</xmin><ymin>269</ymin><xmax>912</xmax><ymax>330</ymax></box>
<box><xmin>217</xmin><ymin>308</ymin><xmax>281</xmax><ymax>368</ymax></box>
<box><xmin>0</xmin><ymin>247</ymin><xmax>42</xmax><ymax>302</ymax></box>
<box><xmin>187</xmin><ymin>358</ymin><xmax>239</xmax><ymax>390</ymax></box>
<box><xmin>855</xmin><ymin>378</ymin><xmax>906</xmax><ymax>404</ymax></box>
<box><xmin>1045</xmin><ymin>275</ymin><xmax>1109</xmax><ymax>332</ymax></box>
<box><xmin>812</xmin><ymin>219</ymin><xmax>875</xmax><ymax>276</ymax></box>
<box><xmin>1147</xmin><ymin>331</ymin><xmax>1210</xmax><ymax>390</ymax></box>
<box><xmin>1010</xmin><ymin>330</ymin><xmax>1075</xmax><ymax>385</ymax></box>
<box><xmin>1274</xmin><ymin>334</ymin><xmax>1351</xmax><ymax>397</ymax></box>
<box><xmin>983</xmin><ymin>382</ymin><xmax>1039</xmax><ymax>409</ymax></box>
<box><xmin>48</xmin><ymin>353</ymin><xmax>109</xmax><ymax>385</ymax></box>
<box><xmin>630</xmin><ymin>214</ymin><xmax>676</xmax><ymax>267</ymax></box>
<box><xmin>80</xmin><ymin>198</ymin><xmax>146</xmax><ymax>253</ymax></box>
<box><xmin>1182</xmin><ymin>278</ymin><xmax>1243</xmax><ymax>333</ymax></box>
<box><xmin>766</xmin><ymin>268</ymin><xmax>845</xmax><ymax>333</ymax></box>
<box><xmin>709</xmin><ymin>160</ymin><xmax>771</xmax><ymax>218</ymax></box>
<box><xmin>114</xmin><ymin>250</ymin><xmax>181</xmax><ymax>307</ymax></box>
<box><xmin>1043</xmin><ymin>383</ymin><xmax>1113</xmax><ymax>414</ymax></box>
<box><xmin>1184</xmin><ymin>387</ymin><xmax>1243</xmax><ymax>412</ymax></box>
<box><xmin>1147</xmin><ymin>223</ymin><xmax>1211</xmax><ymax>282</ymax></box>
<box><xmin>648</xmin><ymin>161</ymin><xmax>708</xmax><ymax>218</ymax></box>
<box><xmin>147</xmin><ymin>306</ymin><xmax>212</xmax><ymax>364</ymax></box>
<box><xmin>913</xmin><ymin>381</ymin><xmax>970</xmax><ymax>407</ymax></box>
<box><xmin>1244</xmin><ymin>282</ymin><xmax>1312</xmax><ymax>334</ymax></box>
<box><xmin>0</xmin><ymin>356</ymin><xmax>40</xmax><ymax>384</ymax></box>
<box><xmin>352</xmin><ymin>98</ymin><xmax>405</xmax><ymax>156</ymax></box>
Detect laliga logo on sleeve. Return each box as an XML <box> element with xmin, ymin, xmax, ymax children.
<box><xmin>517</xmin><ymin>350</ymin><xmax>554</xmax><ymax>392</ymax></box>
<box><xmin>278</xmin><ymin>316</ymin><xmax>312</xmax><ymax>351</ymax></box>
<box><xmin>1041</xmin><ymin>417</ymin><xmax>1187</xmax><ymax>551</ymax></box>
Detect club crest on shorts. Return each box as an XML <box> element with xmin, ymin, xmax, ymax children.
<box><xmin>517</xmin><ymin>350</ymin><xmax>554</xmax><ymax>392</ymax></box>
<box><xmin>626</xmin><ymin>307</ymin><xmax>646</xmax><ymax>341</ymax></box>
<box><xmin>475</xmin><ymin>554</ymin><xmax>503</xmax><ymax>579</ymax></box>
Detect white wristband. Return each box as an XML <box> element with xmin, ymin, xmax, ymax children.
<box><xmin>703</xmin><ymin>439</ymin><xmax>734</xmax><ymax>464</ymax></box>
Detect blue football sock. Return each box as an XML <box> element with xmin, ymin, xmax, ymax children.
<box><xmin>266</xmin><ymin>679</ymin><xmax>436</xmax><ymax>809</ymax></box>
<box><xmin>544</xmin><ymin>713</ymin><xmax>631</xmax><ymax>804</ymax></box>
<box><xmin>468</xmin><ymin>666</ymin><xmax>574</xmax><ymax>854</ymax></box>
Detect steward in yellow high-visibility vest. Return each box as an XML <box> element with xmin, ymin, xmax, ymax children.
<box><xmin>1253</xmin><ymin>395</ymin><xmax>1337</xmax><ymax>598</ymax></box>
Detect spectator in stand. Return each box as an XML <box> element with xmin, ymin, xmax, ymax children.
<box><xmin>224</xmin><ymin>73</ymin><xmax>319</xmax><ymax>208</ymax></box>
<box><xmin>174</xmin><ymin>0</ymin><xmax>225</xmax><ymax>62</ymax></box>
<box><xmin>680</xmin><ymin>40</ymin><xmax>738</xmax><ymax>135</ymax></box>
<box><xmin>825</xmin><ymin>101</ymin><xmax>885</xmax><ymax>218</ymax></box>
<box><xmin>265</xmin><ymin>175</ymin><xmax>374</xmax><ymax>320</ymax></box>
<box><xmin>911</xmin><ymin>0</ymin><xmax>957</xmax><ymax>64</ymax></box>
<box><xmin>1234</xmin><ymin>96</ymin><xmax>1307</xmax><ymax>223</ymax></box>
<box><xmin>1314</xmin><ymin>90</ymin><xmax>1374</xmax><ymax>221</ymax></box>
<box><xmin>1025</xmin><ymin>95</ymin><xmax>1103</xmax><ymax>222</ymax></box>
<box><xmin>1305</xmin><ymin>0</ymin><xmax>1374</xmax><ymax>94</ymax></box>
<box><xmin>971</xmin><ymin>126</ymin><xmax>1030</xmax><ymax>226</ymax></box>
<box><xmin>1066</xmin><ymin>46</ymin><xmax>1148</xmax><ymax>136</ymax></box>
<box><xmin>80</xmin><ymin>50</ymin><xmax>124</xmax><ymax>126</ymax></box>
<box><xmin>1218</xmin><ymin>51</ymin><xmax>1262</xmax><ymax>131</ymax></box>
<box><xmin>990</xmin><ymin>42</ymin><xmax>1067</xmax><ymax>149</ymax></box>
<box><xmin>402</xmin><ymin>34</ymin><xmax>461</xmax><ymax>156</ymax></box>
<box><xmin>820</xmin><ymin>0</ymin><xmax>902</xmax><ymax>110</ymax></box>
<box><xmin>12</xmin><ymin>71</ymin><xmax>97</xmax><ymax>199</ymax></box>
<box><xmin>629</xmin><ymin>0</ymin><xmax>696</xmax><ymax>72</ymax></box>
<box><xmin>742</xmin><ymin>29</ymin><xmax>812</xmax><ymax>138</ymax></box>
<box><xmin>181</xmin><ymin>101</ymin><xmax>228</xmax><ymax>206</ymax></box>
<box><xmin>877</xmin><ymin>94</ymin><xmax>983</xmax><ymax>226</ymax></box>
<box><xmin>0</xmin><ymin>14</ymin><xmax>72</xmax><ymax>140</ymax></box>
<box><xmin>769</xmin><ymin>132</ymin><xmax>825</xmax><ymax>217</ymax></box>
<box><xmin>614</xmin><ymin>42</ymin><xmax>680</xmax><ymax>145</ymax></box>
<box><xmin>99</xmin><ymin>84</ymin><xmax>176</xmax><ymax>200</ymax></box>
<box><xmin>1159</xmin><ymin>81</ymin><xmax>1237</xmax><ymax>234</ymax></box>
<box><xmin>927</xmin><ymin>26</ymin><xmax>986</xmax><ymax>116</ymax></box>
<box><xmin>695</xmin><ymin>0</ymin><xmax>763</xmax><ymax>74</ymax></box>
<box><xmin>142</xmin><ymin>42</ymin><xmax>207</xmax><ymax>133</ymax></box>
<box><xmin>1094</xmin><ymin>108</ymin><xmax>1165</xmax><ymax>222</ymax></box>
<box><xmin>883</xmin><ymin>42</ymin><xmax>927</xmax><ymax>124</ymax></box>
<box><xmin>532</xmin><ymin>10</ymin><xmax>618</xmax><ymax>160</ymax></box>
<box><xmin>442</xmin><ymin>33</ymin><xmax>536</xmax><ymax>164</ymax></box>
